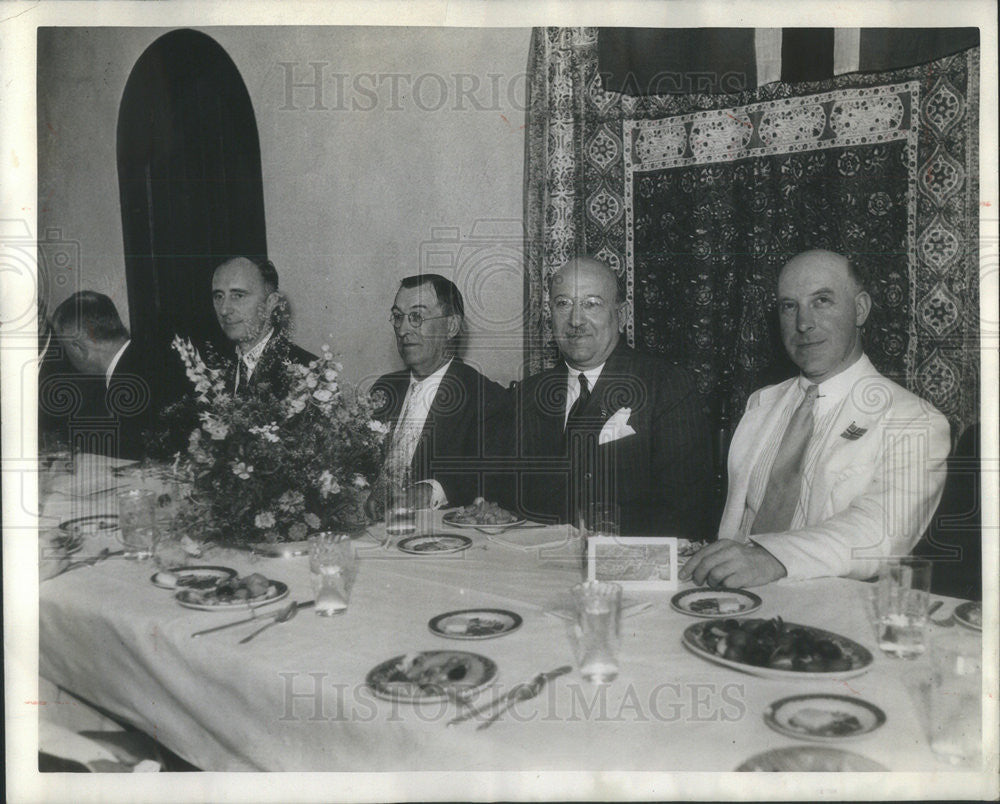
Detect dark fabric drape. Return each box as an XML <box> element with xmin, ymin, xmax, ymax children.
<box><xmin>525</xmin><ymin>28</ymin><xmax>979</xmax><ymax>440</ymax></box>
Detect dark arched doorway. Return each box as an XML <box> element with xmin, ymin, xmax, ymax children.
<box><xmin>117</xmin><ymin>28</ymin><xmax>267</xmax><ymax>364</ymax></box>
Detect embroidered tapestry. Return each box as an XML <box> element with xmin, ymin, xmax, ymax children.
<box><xmin>524</xmin><ymin>28</ymin><xmax>979</xmax><ymax>439</ymax></box>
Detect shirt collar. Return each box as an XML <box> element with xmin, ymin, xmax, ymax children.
<box><xmin>238</xmin><ymin>329</ymin><xmax>274</xmax><ymax>372</ymax></box>
<box><xmin>798</xmin><ymin>353</ymin><xmax>875</xmax><ymax>403</ymax></box>
<box><xmin>409</xmin><ymin>358</ymin><xmax>452</xmax><ymax>391</ymax></box>
<box><xmin>564</xmin><ymin>361</ymin><xmax>606</xmax><ymax>389</ymax></box>
<box><xmin>105</xmin><ymin>340</ymin><xmax>131</xmax><ymax>387</ymax></box>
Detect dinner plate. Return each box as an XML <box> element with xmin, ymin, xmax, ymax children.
<box><xmin>736</xmin><ymin>746</ymin><xmax>887</xmax><ymax>772</ymax></box>
<box><xmin>397</xmin><ymin>534</ymin><xmax>472</xmax><ymax>555</ymax></box>
<box><xmin>953</xmin><ymin>601</ymin><xmax>982</xmax><ymax>631</ymax></box>
<box><xmin>365</xmin><ymin>650</ymin><xmax>498</xmax><ymax>704</ymax></box>
<box><xmin>46</xmin><ymin>531</ymin><xmax>84</xmax><ymax>556</ymax></box>
<box><xmin>58</xmin><ymin>514</ymin><xmax>119</xmax><ymax>536</ymax></box>
<box><xmin>428</xmin><ymin>608</ymin><xmax>523</xmax><ymax>640</ymax></box>
<box><xmin>670</xmin><ymin>588</ymin><xmax>762</xmax><ymax>618</ymax></box>
<box><xmin>764</xmin><ymin>694</ymin><xmax>886</xmax><ymax>742</ymax></box>
<box><xmin>150</xmin><ymin>566</ymin><xmax>238</xmax><ymax>590</ymax></box>
<box><xmin>175</xmin><ymin>580</ymin><xmax>289</xmax><ymax>611</ymax></box>
<box><xmin>682</xmin><ymin>619</ymin><xmax>874</xmax><ymax>680</ymax></box>
<box><xmin>251</xmin><ymin>540</ymin><xmax>311</xmax><ymax>558</ymax></box>
<box><xmin>441</xmin><ymin>510</ymin><xmax>527</xmax><ymax>533</ymax></box>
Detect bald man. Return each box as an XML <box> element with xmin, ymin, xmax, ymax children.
<box><xmin>682</xmin><ymin>250</ymin><xmax>950</xmax><ymax>587</ymax></box>
<box><xmin>495</xmin><ymin>257</ymin><xmax>714</xmax><ymax>538</ymax></box>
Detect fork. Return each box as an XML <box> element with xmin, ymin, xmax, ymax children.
<box><xmin>238</xmin><ymin>601</ymin><xmax>299</xmax><ymax>643</ymax></box>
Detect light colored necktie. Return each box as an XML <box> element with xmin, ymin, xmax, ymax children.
<box><xmin>751</xmin><ymin>384</ymin><xmax>819</xmax><ymax>535</ymax></box>
<box><xmin>383</xmin><ymin>381</ymin><xmax>423</xmax><ymax>476</ymax></box>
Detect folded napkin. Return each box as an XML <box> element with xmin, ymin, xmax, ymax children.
<box><xmin>599</xmin><ymin>407</ymin><xmax>636</xmax><ymax>445</ymax></box>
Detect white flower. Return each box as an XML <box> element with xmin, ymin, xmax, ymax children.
<box><xmin>312</xmin><ymin>388</ymin><xmax>333</xmax><ymax>403</ymax></box>
<box><xmin>287</xmin><ymin>396</ymin><xmax>307</xmax><ymax>415</ymax></box>
<box><xmin>254</xmin><ymin>511</ymin><xmax>276</xmax><ymax>529</ymax></box>
<box><xmin>368</xmin><ymin>420</ymin><xmax>390</xmax><ymax>435</ymax></box>
<box><xmin>304</xmin><ymin>512</ymin><xmax>321</xmax><ymax>529</ymax></box>
<box><xmin>249</xmin><ymin>424</ymin><xmax>280</xmax><ymax>443</ymax></box>
<box><xmin>352</xmin><ymin>473</ymin><xmax>369</xmax><ymax>489</ymax></box>
<box><xmin>305</xmin><ymin>374</ymin><xmax>318</xmax><ymax>389</ymax></box>
<box><xmin>318</xmin><ymin>470</ymin><xmax>341</xmax><ymax>498</ymax></box>
<box><xmin>232</xmin><ymin>461</ymin><xmax>254</xmax><ymax>480</ymax></box>
<box><xmin>201</xmin><ymin>415</ymin><xmax>229</xmax><ymax>441</ymax></box>
<box><xmin>324</xmin><ymin>368</ymin><xmax>338</xmax><ymax>381</ymax></box>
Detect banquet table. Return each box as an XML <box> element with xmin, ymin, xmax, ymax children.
<box><xmin>38</xmin><ymin>457</ymin><xmax>984</xmax><ymax>772</ymax></box>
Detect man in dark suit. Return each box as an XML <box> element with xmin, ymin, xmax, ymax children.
<box><xmin>211</xmin><ymin>255</ymin><xmax>315</xmax><ymax>398</ymax></box>
<box><xmin>49</xmin><ymin>291</ymin><xmax>157</xmax><ymax>460</ymax></box>
<box><xmin>367</xmin><ymin>274</ymin><xmax>506</xmax><ymax>512</ymax></box>
<box><xmin>497</xmin><ymin>257</ymin><xmax>714</xmax><ymax>538</ymax></box>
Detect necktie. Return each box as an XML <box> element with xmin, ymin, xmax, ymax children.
<box><xmin>565</xmin><ymin>373</ymin><xmax>591</xmax><ymax>429</ymax></box>
<box><xmin>751</xmin><ymin>384</ymin><xmax>819</xmax><ymax>535</ymax></box>
<box><xmin>369</xmin><ymin>381</ymin><xmax>423</xmax><ymax>516</ymax></box>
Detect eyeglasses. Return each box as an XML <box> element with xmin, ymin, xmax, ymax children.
<box><xmin>389</xmin><ymin>311</ymin><xmax>450</xmax><ymax>330</ymax></box>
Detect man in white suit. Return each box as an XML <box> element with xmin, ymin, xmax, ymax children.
<box><xmin>681</xmin><ymin>249</ymin><xmax>950</xmax><ymax>587</ymax></box>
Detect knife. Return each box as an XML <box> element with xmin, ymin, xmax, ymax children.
<box><xmin>447</xmin><ymin>665</ymin><xmax>572</xmax><ymax>726</ymax></box>
<box><xmin>190</xmin><ymin>600</ymin><xmax>315</xmax><ymax>638</ymax></box>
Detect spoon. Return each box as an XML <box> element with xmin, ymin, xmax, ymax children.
<box><xmin>239</xmin><ymin>601</ymin><xmax>299</xmax><ymax>644</ymax></box>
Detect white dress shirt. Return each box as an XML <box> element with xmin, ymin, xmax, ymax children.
<box><xmin>394</xmin><ymin>359</ymin><xmax>453</xmax><ymax>508</ymax></box>
<box><xmin>563</xmin><ymin>362</ymin><xmax>606</xmax><ymax>426</ymax></box>
<box><xmin>234</xmin><ymin>329</ymin><xmax>274</xmax><ymax>393</ymax></box>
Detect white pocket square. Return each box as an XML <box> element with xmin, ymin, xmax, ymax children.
<box><xmin>599</xmin><ymin>407</ymin><xmax>636</xmax><ymax>445</ymax></box>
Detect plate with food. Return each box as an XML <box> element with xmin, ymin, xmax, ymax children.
<box><xmin>366</xmin><ymin>650</ymin><xmax>498</xmax><ymax>704</ymax></box>
<box><xmin>151</xmin><ymin>566</ymin><xmax>238</xmax><ymax>590</ymax></box>
<box><xmin>58</xmin><ymin>514</ymin><xmax>119</xmax><ymax>536</ymax></box>
<box><xmin>764</xmin><ymin>694</ymin><xmax>886</xmax><ymax>741</ymax></box>
<box><xmin>428</xmin><ymin>608</ymin><xmax>523</xmax><ymax>640</ymax></box>
<box><xmin>670</xmin><ymin>588</ymin><xmax>762</xmax><ymax>618</ymax></box>
<box><xmin>682</xmin><ymin>617</ymin><xmax>874</xmax><ymax>679</ymax></box>
<box><xmin>736</xmin><ymin>746</ymin><xmax>887</xmax><ymax>772</ymax></box>
<box><xmin>442</xmin><ymin>498</ymin><xmax>526</xmax><ymax>533</ymax></box>
<box><xmin>46</xmin><ymin>531</ymin><xmax>85</xmax><ymax>556</ymax></box>
<box><xmin>953</xmin><ymin>601</ymin><xmax>982</xmax><ymax>631</ymax></box>
<box><xmin>175</xmin><ymin>573</ymin><xmax>288</xmax><ymax>610</ymax></box>
<box><xmin>397</xmin><ymin>535</ymin><xmax>472</xmax><ymax>555</ymax></box>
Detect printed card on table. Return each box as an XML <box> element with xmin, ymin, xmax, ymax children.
<box><xmin>587</xmin><ymin>536</ymin><xmax>679</xmax><ymax>590</ymax></box>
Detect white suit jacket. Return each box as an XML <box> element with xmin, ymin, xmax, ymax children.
<box><xmin>719</xmin><ymin>356</ymin><xmax>950</xmax><ymax>580</ymax></box>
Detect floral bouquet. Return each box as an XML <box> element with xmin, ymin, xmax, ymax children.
<box><xmin>154</xmin><ymin>337</ymin><xmax>388</xmax><ymax>547</ymax></box>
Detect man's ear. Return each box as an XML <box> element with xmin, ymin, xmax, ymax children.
<box><xmin>263</xmin><ymin>291</ymin><xmax>280</xmax><ymax>322</ymax></box>
<box><xmin>855</xmin><ymin>291</ymin><xmax>872</xmax><ymax>327</ymax></box>
<box><xmin>446</xmin><ymin>314</ymin><xmax>462</xmax><ymax>340</ymax></box>
<box><xmin>616</xmin><ymin>301</ymin><xmax>630</xmax><ymax>333</ymax></box>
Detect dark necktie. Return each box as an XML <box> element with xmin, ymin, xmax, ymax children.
<box><xmin>751</xmin><ymin>384</ymin><xmax>820</xmax><ymax>535</ymax></box>
<box><xmin>565</xmin><ymin>373</ymin><xmax>591</xmax><ymax>430</ymax></box>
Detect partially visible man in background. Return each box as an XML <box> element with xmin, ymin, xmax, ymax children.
<box><xmin>48</xmin><ymin>291</ymin><xmax>154</xmax><ymax>460</ymax></box>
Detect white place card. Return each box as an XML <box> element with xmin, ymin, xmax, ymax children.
<box><xmin>587</xmin><ymin>536</ymin><xmax>679</xmax><ymax>590</ymax></box>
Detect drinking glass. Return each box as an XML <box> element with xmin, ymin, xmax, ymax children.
<box><xmin>117</xmin><ymin>488</ymin><xmax>158</xmax><ymax>559</ymax></box>
<box><xmin>923</xmin><ymin>631</ymin><xmax>982</xmax><ymax>767</ymax></box>
<box><xmin>384</xmin><ymin>467</ymin><xmax>416</xmax><ymax>536</ymax></box>
<box><xmin>872</xmin><ymin>558</ymin><xmax>932</xmax><ymax>658</ymax></box>
<box><xmin>571</xmin><ymin>580</ymin><xmax>623</xmax><ymax>683</ymax></box>
<box><xmin>309</xmin><ymin>532</ymin><xmax>357</xmax><ymax>616</ymax></box>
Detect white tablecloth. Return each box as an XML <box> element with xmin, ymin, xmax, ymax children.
<box><xmin>39</xmin><ymin>460</ymin><xmax>982</xmax><ymax>772</ymax></box>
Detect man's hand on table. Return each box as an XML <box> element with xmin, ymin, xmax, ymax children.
<box><xmin>679</xmin><ymin>538</ymin><xmax>787</xmax><ymax>588</ymax></box>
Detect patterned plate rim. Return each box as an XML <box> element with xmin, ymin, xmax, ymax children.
<box><xmin>735</xmin><ymin>746</ymin><xmax>888</xmax><ymax>772</ymax></box>
<box><xmin>397</xmin><ymin>534</ymin><xmax>473</xmax><ymax>555</ymax></box>
<box><xmin>669</xmin><ymin>588</ymin><xmax>763</xmax><ymax>618</ymax></box>
<box><xmin>428</xmin><ymin>608</ymin><xmax>524</xmax><ymax>640</ymax></box>
<box><xmin>763</xmin><ymin>693</ymin><xmax>887</xmax><ymax>742</ymax></box>
<box><xmin>150</xmin><ymin>565</ymin><xmax>238</xmax><ymax>589</ymax></box>
<box><xmin>58</xmin><ymin>514</ymin><xmax>119</xmax><ymax>533</ymax></box>
<box><xmin>441</xmin><ymin>511</ymin><xmax>527</xmax><ymax>532</ymax></box>
<box><xmin>953</xmin><ymin>601</ymin><xmax>982</xmax><ymax>631</ymax></box>
<box><xmin>175</xmin><ymin>580</ymin><xmax>289</xmax><ymax>611</ymax></box>
<box><xmin>365</xmin><ymin>650</ymin><xmax>498</xmax><ymax>704</ymax></box>
<box><xmin>682</xmin><ymin>619</ymin><xmax>874</xmax><ymax>680</ymax></box>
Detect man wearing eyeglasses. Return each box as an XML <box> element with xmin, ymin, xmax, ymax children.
<box><xmin>366</xmin><ymin>274</ymin><xmax>506</xmax><ymax>512</ymax></box>
<box><xmin>496</xmin><ymin>257</ymin><xmax>714</xmax><ymax>537</ymax></box>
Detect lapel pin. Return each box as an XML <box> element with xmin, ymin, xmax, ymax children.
<box><xmin>840</xmin><ymin>422</ymin><xmax>868</xmax><ymax>440</ymax></box>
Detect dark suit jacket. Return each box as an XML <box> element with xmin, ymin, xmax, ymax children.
<box><xmin>371</xmin><ymin>358</ymin><xmax>507</xmax><ymax>507</ymax></box>
<box><xmin>224</xmin><ymin>332</ymin><xmax>317</xmax><ymax>399</ymax></box>
<box><xmin>493</xmin><ymin>343</ymin><xmax>714</xmax><ymax>538</ymax></box>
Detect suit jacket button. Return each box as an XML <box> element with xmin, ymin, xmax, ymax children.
<box><xmin>584</xmin><ymin>472</ymin><xmax>593</xmax><ymax>480</ymax></box>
